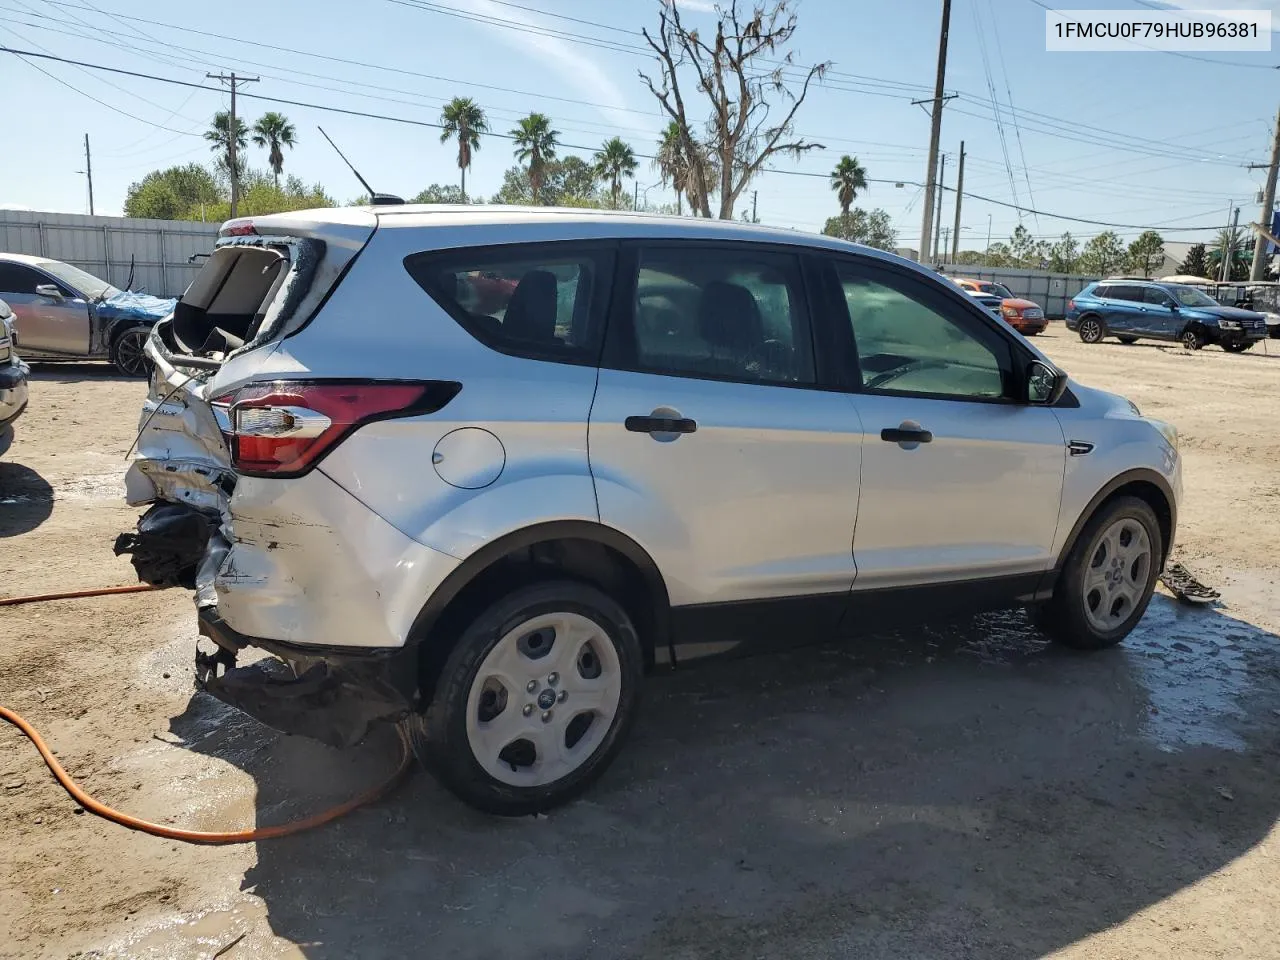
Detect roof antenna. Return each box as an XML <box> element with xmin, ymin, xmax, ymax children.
<box><xmin>317</xmin><ymin>126</ymin><xmax>403</xmax><ymax>206</ymax></box>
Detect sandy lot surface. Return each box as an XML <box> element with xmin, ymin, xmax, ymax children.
<box><xmin>2</xmin><ymin>330</ymin><xmax>1279</xmax><ymax>960</ymax></box>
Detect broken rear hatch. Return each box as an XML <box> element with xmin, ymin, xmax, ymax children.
<box><xmin>118</xmin><ymin>209</ymin><xmax>377</xmax><ymax>596</ymax></box>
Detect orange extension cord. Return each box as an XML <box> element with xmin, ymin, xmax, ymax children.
<box><xmin>0</xmin><ymin>585</ymin><xmax>415</xmax><ymax>844</ymax></box>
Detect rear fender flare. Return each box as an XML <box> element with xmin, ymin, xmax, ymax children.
<box><xmin>406</xmin><ymin>519</ymin><xmax>673</xmax><ymax>661</ymax></box>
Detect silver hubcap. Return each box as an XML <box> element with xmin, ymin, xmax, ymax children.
<box><xmin>1082</xmin><ymin>518</ymin><xmax>1152</xmax><ymax>632</ymax></box>
<box><xmin>1081</xmin><ymin>320</ymin><xmax>1100</xmax><ymax>342</ymax></box>
<box><xmin>466</xmin><ymin>611</ymin><xmax>622</xmax><ymax>787</ymax></box>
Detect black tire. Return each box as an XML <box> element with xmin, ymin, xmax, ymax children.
<box><xmin>1180</xmin><ymin>328</ymin><xmax>1203</xmax><ymax>351</ymax></box>
<box><xmin>1222</xmin><ymin>341</ymin><xmax>1252</xmax><ymax>353</ymax></box>
<box><xmin>414</xmin><ymin>580</ymin><xmax>644</xmax><ymax>816</ymax></box>
<box><xmin>1117</xmin><ymin>335</ymin><xmax>1139</xmax><ymax>345</ymax></box>
<box><xmin>110</xmin><ymin>325</ymin><xmax>152</xmax><ymax>377</ymax></box>
<box><xmin>1078</xmin><ymin>316</ymin><xmax>1105</xmax><ymax>344</ymax></box>
<box><xmin>1035</xmin><ymin>496</ymin><xmax>1163</xmax><ymax>651</ymax></box>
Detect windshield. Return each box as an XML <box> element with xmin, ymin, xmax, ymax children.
<box><xmin>36</xmin><ymin>260</ymin><xmax>121</xmax><ymax>301</ymax></box>
<box><xmin>1166</xmin><ymin>285</ymin><xmax>1219</xmax><ymax>308</ymax></box>
<box><xmin>980</xmin><ymin>282</ymin><xmax>1014</xmax><ymax>299</ymax></box>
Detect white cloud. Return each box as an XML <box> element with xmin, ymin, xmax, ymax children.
<box><xmin>672</xmin><ymin>0</ymin><xmax>718</xmax><ymax>12</ymax></box>
<box><xmin>454</xmin><ymin>0</ymin><xmax>640</xmax><ymax>134</ymax></box>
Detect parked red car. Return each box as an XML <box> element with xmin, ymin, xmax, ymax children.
<box><xmin>954</xmin><ymin>278</ymin><xmax>1047</xmax><ymax>335</ymax></box>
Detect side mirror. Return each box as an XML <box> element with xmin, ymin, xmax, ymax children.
<box><xmin>1027</xmin><ymin>360</ymin><xmax>1068</xmax><ymax>405</ymax></box>
<box><xmin>34</xmin><ymin>284</ymin><xmax>64</xmax><ymax>301</ymax></box>
<box><xmin>1166</xmin><ymin>300</ymin><xmax>1178</xmax><ymax>310</ymax></box>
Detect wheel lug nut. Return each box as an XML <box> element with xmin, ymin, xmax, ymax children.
<box><xmin>547</xmin><ymin>672</ymin><xmax>559</xmax><ymax>686</ymax></box>
<box><xmin>522</xmin><ymin>704</ymin><xmax>534</xmax><ymax>717</ymax></box>
<box><xmin>541</xmin><ymin>710</ymin><xmax>553</xmax><ymax>723</ymax></box>
<box><xmin>558</xmin><ymin>690</ymin><xmax>567</xmax><ymax>703</ymax></box>
<box><xmin>526</xmin><ymin>680</ymin><xmax>538</xmax><ymax>693</ymax></box>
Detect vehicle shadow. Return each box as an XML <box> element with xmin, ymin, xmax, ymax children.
<box><xmin>172</xmin><ymin>595</ymin><xmax>1280</xmax><ymax>960</ymax></box>
<box><xmin>22</xmin><ymin>361</ymin><xmax>144</xmax><ymax>384</ymax></box>
<box><xmin>0</xmin><ymin>461</ymin><xmax>54</xmax><ymax>536</ymax></box>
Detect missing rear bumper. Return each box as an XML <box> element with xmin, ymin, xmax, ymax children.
<box><xmin>195</xmin><ymin>607</ymin><xmax>417</xmax><ymax>749</ymax></box>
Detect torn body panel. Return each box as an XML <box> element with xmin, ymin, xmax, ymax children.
<box><xmin>196</xmin><ymin>607</ymin><xmax>415</xmax><ymax>749</ymax></box>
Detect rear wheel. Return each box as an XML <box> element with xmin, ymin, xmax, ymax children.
<box><xmin>1222</xmin><ymin>341</ymin><xmax>1252</xmax><ymax>353</ymax></box>
<box><xmin>110</xmin><ymin>325</ymin><xmax>152</xmax><ymax>377</ymax></box>
<box><xmin>1034</xmin><ymin>496</ymin><xmax>1162</xmax><ymax>650</ymax></box>
<box><xmin>415</xmin><ymin>580</ymin><xmax>643</xmax><ymax>815</ymax></box>
<box><xmin>1078</xmin><ymin>317</ymin><xmax>1104</xmax><ymax>344</ymax></box>
<box><xmin>1117</xmin><ymin>335</ymin><xmax>1139</xmax><ymax>345</ymax></box>
<box><xmin>1181</xmin><ymin>328</ymin><xmax>1203</xmax><ymax>351</ymax></box>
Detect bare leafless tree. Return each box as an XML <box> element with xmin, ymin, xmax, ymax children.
<box><xmin>640</xmin><ymin>0</ymin><xmax>828</xmax><ymax>220</ymax></box>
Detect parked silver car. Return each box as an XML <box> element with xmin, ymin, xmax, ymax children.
<box><xmin>121</xmin><ymin>206</ymin><xmax>1182</xmax><ymax>815</ymax></box>
<box><xmin>0</xmin><ymin>253</ymin><xmax>157</xmax><ymax>376</ymax></box>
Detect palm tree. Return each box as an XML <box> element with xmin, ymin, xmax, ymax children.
<box><xmin>830</xmin><ymin>155</ymin><xmax>868</xmax><ymax>215</ymax></box>
<box><xmin>204</xmin><ymin>110</ymin><xmax>248</xmax><ymax>183</ymax></box>
<box><xmin>511</xmin><ymin>113</ymin><xmax>559</xmax><ymax>204</ymax></box>
<box><xmin>251</xmin><ymin>112</ymin><xmax>297</xmax><ymax>188</ymax></box>
<box><xmin>594</xmin><ymin>137</ymin><xmax>637</xmax><ymax>209</ymax></box>
<box><xmin>440</xmin><ymin>97</ymin><xmax>488</xmax><ymax>202</ymax></box>
<box><xmin>654</xmin><ymin>122</ymin><xmax>718</xmax><ymax>217</ymax></box>
<box><xmin>654</xmin><ymin>122</ymin><xmax>689</xmax><ymax>215</ymax></box>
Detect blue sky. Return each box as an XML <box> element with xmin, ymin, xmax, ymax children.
<box><xmin>0</xmin><ymin>0</ymin><xmax>1276</xmax><ymax>253</ymax></box>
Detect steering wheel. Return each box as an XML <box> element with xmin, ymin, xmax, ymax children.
<box><xmin>746</xmin><ymin>338</ymin><xmax>791</xmax><ymax>378</ymax></box>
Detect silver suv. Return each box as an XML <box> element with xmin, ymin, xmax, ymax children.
<box><xmin>120</xmin><ymin>206</ymin><xmax>1182</xmax><ymax>815</ymax></box>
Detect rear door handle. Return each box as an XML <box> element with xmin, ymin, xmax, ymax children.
<box><xmin>881</xmin><ymin>425</ymin><xmax>933</xmax><ymax>444</ymax></box>
<box><xmin>625</xmin><ymin>415</ymin><xmax>697</xmax><ymax>435</ymax></box>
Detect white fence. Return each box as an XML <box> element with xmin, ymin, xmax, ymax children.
<box><xmin>0</xmin><ymin>210</ymin><xmax>220</xmax><ymax>299</ymax></box>
<box><xmin>937</xmin><ymin>263</ymin><xmax>1100</xmax><ymax>318</ymax></box>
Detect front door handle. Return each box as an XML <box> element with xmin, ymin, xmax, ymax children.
<box><xmin>881</xmin><ymin>423</ymin><xmax>933</xmax><ymax>445</ymax></box>
<box><xmin>625</xmin><ymin>415</ymin><xmax>697</xmax><ymax>435</ymax></box>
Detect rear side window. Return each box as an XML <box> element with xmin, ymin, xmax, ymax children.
<box><xmin>1091</xmin><ymin>285</ymin><xmax>1111</xmax><ymax>299</ymax></box>
<box><xmin>405</xmin><ymin>244</ymin><xmax>615</xmax><ymax>364</ymax></box>
<box><xmin>1109</xmin><ymin>285</ymin><xmax>1144</xmax><ymax>302</ymax></box>
<box><xmin>615</xmin><ymin>245</ymin><xmax>816</xmax><ymax>386</ymax></box>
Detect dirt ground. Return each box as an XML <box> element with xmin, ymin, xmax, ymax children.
<box><xmin>2</xmin><ymin>328</ymin><xmax>1280</xmax><ymax>960</ymax></box>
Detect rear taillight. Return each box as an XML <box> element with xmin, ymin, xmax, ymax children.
<box><xmin>214</xmin><ymin>380</ymin><xmax>461</xmax><ymax>477</ymax></box>
<box><xmin>1067</xmin><ymin>299</ymin><xmax>1076</xmax><ymax>312</ymax></box>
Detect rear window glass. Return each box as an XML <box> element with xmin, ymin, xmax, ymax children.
<box><xmin>1108</xmin><ymin>285</ymin><xmax>1143</xmax><ymax>302</ymax></box>
<box><xmin>405</xmin><ymin>244</ymin><xmax>613</xmax><ymax>363</ymax></box>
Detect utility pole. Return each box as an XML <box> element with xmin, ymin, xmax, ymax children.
<box><xmin>940</xmin><ymin>226</ymin><xmax>951</xmax><ymax>255</ymax></box>
<box><xmin>917</xmin><ymin>0</ymin><xmax>953</xmax><ymax>264</ymax></box>
<box><xmin>1248</xmin><ymin>107</ymin><xmax>1280</xmax><ymax>281</ymax></box>
<box><xmin>933</xmin><ymin>153</ymin><xmax>947</xmax><ymax>263</ymax></box>
<box><xmin>83</xmin><ymin>134</ymin><xmax>94</xmax><ymax>216</ymax></box>
<box><xmin>206</xmin><ymin>71</ymin><xmax>259</xmax><ymax>218</ymax></box>
<box><xmin>634</xmin><ymin>180</ymin><xmax>640</xmax><ymax>211</ymax></box>
<box><xmin>1222</xmin><ymin>205</ymin><xmax>1241</xmax><ymax>282</ymax></box>
<box><xmin>951</xmin><ymin>141</ymin><xmax>965</xmax><ymax>262</ymax></box>
<box><xmin>752</xmin><ymin>190</ymin><xmax>758</xmax><ymax>224</ymax></box>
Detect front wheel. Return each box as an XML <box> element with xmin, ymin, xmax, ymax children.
<box><xmin>1078</xmin><ymin>317</ymin><xmax>1105</xmax><ymax>344</ymax></box>
<box><xmin>1181</xmin><ymin>328</ymin><xmax>1204</xmax><ymax>351</ymax></box>
<box><xmin>1034</xmin><ymin>496</ymin><xmax>1162</xmax><ymax>650</ymax></box>
<box><xmin>1222</xmin><ymin>341</ymin><xmax>1252</xmax><ymax>353</ymax></box>
<box><xmin>416</xmin><ymin>580</ymin><xmax>643</xmax><ymax>815</ymax></box>
<box><xmin>110</xmin><ymin>325</ymin><xmax>152</xmax><ymax>377</ymax></box>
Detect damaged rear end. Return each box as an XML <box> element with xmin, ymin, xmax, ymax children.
<box><xmin>117</xmin><ymin>208</ymin><xmax>420</xmax><ymax>748</ymax></box>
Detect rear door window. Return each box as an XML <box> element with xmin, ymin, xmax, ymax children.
<box><xmin>1109</xmin><ymin>285</ymin><xmax>1143</xmax><ymax>302</ymax></box>
<box><xmin>405</xmin><ymin>244</ymin><xmax>615</xmax><ymax>364</ymax></box>
<box><xmin>613</xmin><ymin>245</ymin><xmax>816</xmax><ymax>386</ymax></box>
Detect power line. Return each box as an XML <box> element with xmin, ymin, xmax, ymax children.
<box><xmin>26</xmin><ymin>0</ymin><xmax>1248</xmax><ymax>167</ymax></box>
<box><xmin>0</xmin><ymin>45</ymin><xmax>1238</xmax><ymax>234</ymax></box>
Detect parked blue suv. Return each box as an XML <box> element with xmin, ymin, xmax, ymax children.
<box><xmin>1065</xmin><ymin>280</ymin><xmax>1268</xmax><ymax>352</ymax></box>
